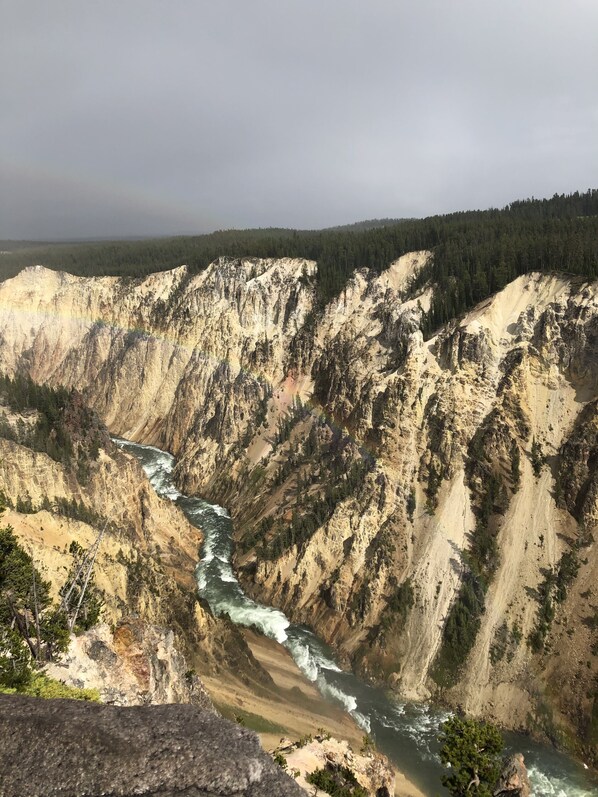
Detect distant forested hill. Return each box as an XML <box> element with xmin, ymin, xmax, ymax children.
<box><xmin>2</xmin><ymin>189</ymin><xmax>597</xmax><ymax>331</ymax></box>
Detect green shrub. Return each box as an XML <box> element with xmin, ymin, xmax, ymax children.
<box><xmin>273</xmin><ymin>752</ymin><xmax>287</xmax><ymax>769</ymax></box>
<box><xmin>531</xmin><ymin>437</ymin><xmax>544</xmax><ymax>478</ymax></box>
<box><xmin>0</xmin><ymin>672</ymin><xmax>100</xmax><ymax>701</ymax></box>
<box><xmin>306</xmin><ymin>765</ymin><xmax>368</xmax><ymax>797</ymax></box>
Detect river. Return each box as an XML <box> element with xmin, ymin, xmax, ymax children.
<box><xmin>116</xmin><ymin>438</ymin><xmax>597</xmax><ymax>797</ymax></box>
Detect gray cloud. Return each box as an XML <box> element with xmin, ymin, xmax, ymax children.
<box><xmin>1</xmin><ymin>0</ymin><xmax>597</xmax><ymax>238</ymax></box>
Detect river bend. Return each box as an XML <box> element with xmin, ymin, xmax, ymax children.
<box><xmin>116</xmin><ymin>438</ymin><xmax>597</xmax><ymax>797</ymax></box>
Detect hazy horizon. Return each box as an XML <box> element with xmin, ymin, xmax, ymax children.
<box><xmin>2</xmin><ymin>1</ymin><xmax>597</xmax><ymax>239</ymax></box>
<box><xmin>1</xmin><ymin>186</ymin><xmax>594</xmax><ymax>247</ymax></box>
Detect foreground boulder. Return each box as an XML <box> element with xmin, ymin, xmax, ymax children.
<box><xmin>0</xmin><ymin>694</ymin><xmax>304</xmax><ymax>797</ymax></box>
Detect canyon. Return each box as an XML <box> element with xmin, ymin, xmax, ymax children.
<box><xmin>0</xmin><ymin>255</ymin><xmax>596</xmax><ymax>768</ymax></box>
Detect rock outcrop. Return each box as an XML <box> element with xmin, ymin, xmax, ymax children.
<box><xmin>273</xmin><ymin>734</ymin><xmax>395</xmax><ymax>796</ymax></box>
<box><xmin>494</xmin><ymin>754</ymin><xmax>531</xmax><ymax>797</ymax></box>
<box><xmin>0</xmin><ymin>258</ymin><xmax>596</xmax><ymax>761</ymax></box>
<box><xmin>45</xmin><ymin>620</ymin><xmax>214</xmax><ymax>709</ymax></box>
<box><xmin>0</xmin><ymin>694</ymin><xmax>305</xmax><ymax>797</ymax></box>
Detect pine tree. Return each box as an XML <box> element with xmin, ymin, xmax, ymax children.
<box><xmin>439</xmin><ymin>716</ymin><xmax>504</xmax><ymax>797</ymax></box>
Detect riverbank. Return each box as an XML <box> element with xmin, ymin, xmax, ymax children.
<box><xmin>202</xmin><ymin>628</ymin><xmax>426</xmax><ymax>797</ymax></box>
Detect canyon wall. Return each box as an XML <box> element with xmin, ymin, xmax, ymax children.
<box><xmin>0</xmin><ymin>417</ymin><xmax>270</xmax><ymax>702</ymax></box>
<box><xmin>0</xmin><ymin>257</ymin><xmax>596</xmax><ymax>762</ymax></box>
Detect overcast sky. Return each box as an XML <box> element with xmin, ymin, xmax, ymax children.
<box><xmin>1</xmin><ymin>1</ymin><xmax>597</xmax><ymax>239</ymax></box>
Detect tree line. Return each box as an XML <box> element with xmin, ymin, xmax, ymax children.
<box><xmin>1</xmin><ymin>189</ymin><xmax>597</xmax><ymax>329</ymax></box>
